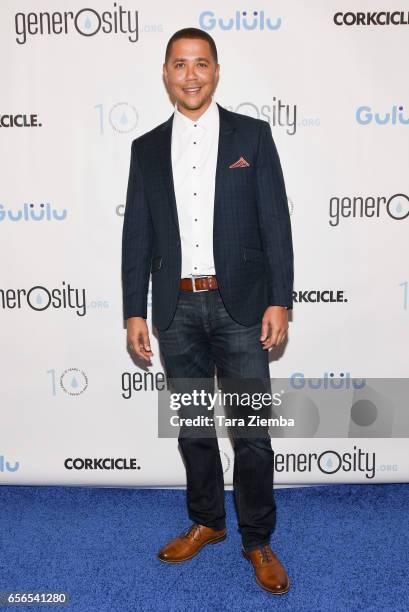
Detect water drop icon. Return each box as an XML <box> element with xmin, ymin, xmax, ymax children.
<box><xmin>71</xmin><ymin>377</ymin><xmax>79</xmax><ymax>389</ymax></box>
<box><xmin>36</xmin><ymin>293</ymin><xmax>43</xmax><ymax>305</ymax></box>
<box><xmin>84</xmin><ymin>16</ymin><xmax>92</xmax><ymax>30</ymax></box>
<box><xmin>120</xmin><ymin>112</ymin><xmax>128</xmax><ymax>126</ymax></box>
<box><xmin>326</xmin><ymin>457</ymin><xmax>333</xmax><ymax>469</ymax></box>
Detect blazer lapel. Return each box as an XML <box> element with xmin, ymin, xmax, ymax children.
<box><xmin>214</xmin><ymin>103</ymin><xmax>236</xmax><ymax>233</ymax></box>
<box><xmin>158</xmin><ymin>113</ymin><xmax>178</xmax><ymax>233</ymax></box>
<box><xmin>157</xmin><ymin>101</ymin><xmax>236</xmax><ymax>236</ymax></box>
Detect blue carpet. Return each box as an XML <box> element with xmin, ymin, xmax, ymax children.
<box><xmin>0</xmin><ymin>483</ymin><xmax>408</xmax><ymax>611</ymax></box>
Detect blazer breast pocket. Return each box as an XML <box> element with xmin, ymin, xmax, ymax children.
<box><xmin>243</xmin><ymin>246</ymin><xmax>264</xmax><ymax>263</ymax></box>
<box><xmin>151</xmin><ymin>255</ymin><xmax>163</xmax><ymax>272</ymax></box>
<box><xmin>230</xmin><ymin>165</ymin><xmax>254</xmax><ymax>176</ymax></box>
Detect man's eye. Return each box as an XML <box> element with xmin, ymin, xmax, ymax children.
<box><xmin>198</xmin><ymin>63</ymin><xmax>207</xmax><ymax>68</ymax></box>
<box><xmin>175</xmin><ymin>63</ymin><xmax>184</xmax><ymax>68</ymax></box>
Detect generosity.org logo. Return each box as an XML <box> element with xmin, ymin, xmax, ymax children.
<box><xmin>64</xmin><ymin>457</ymin><xmax>141</xmax><ymax>470</ymax></box>
<box><xmin>199</xmin><ymin>10</ymin><xmax>281</xmax><ymax>31</ymax></box>
<box><xmin>15</xmin><ymin>3</ymin><xmax>138</xmax><ymax>45</ymax></box>
<box><xmin>228</xmin><ymin>99</ymin><xmax>298</xmax><ymax>136</ymax></box>
<box><xmin>329</xmin><ymin>193</ymin><xmax>409</xmax><ymax>226</ymax></box>
<box><xmin>292</xmin><ymin>290</ymin><xmax>347</xmax><ymax>303</ymax></box>
<box><xmin>0</xmin><ymin>282</ymin><xmax>86</xmax><ymax>317</ymax></box>
<box><xmin>0</xmin><ymin>202</ymin><xmax>67</xmax><ymax>222</ymax></box>
<box><xmin>274</xmin><ymin>446</ymin><xmax>375</xmax><ymax>479</ymax></box>
<box><xmin>122</xmin><ymin>371</ymin><xmax>166</xmax><ymax>399</ymax></box>
<box><xmin>226</xmin><ymin>100</ymin><xmax>320</xmax><ymax>136</ymax></box>
<box><xmin>356</xmin><ymin>105</ymin><xmax>408</xmax><ymax>126</ymax></box>
<box><xmin>334</xmin><ymin>11</ymin><xmax>409</xmax><ymax>26</ymax></box>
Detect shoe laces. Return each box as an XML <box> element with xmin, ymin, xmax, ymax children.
<box><xmin>259</xmin><ymin>545</ymin><xmax>274</xmax><ymax>564</ymax></box>
<box><xmin>181</xmin><ymin>523</ymin><xmax>202</xmax><ymax>541</ymax></box>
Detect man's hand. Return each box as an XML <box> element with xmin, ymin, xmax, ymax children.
<box><xmin>127</xmin><ymin>317</ymin><xmax>153</xmax><ymax>362</ymax></box>
<box><xmin>260</xmin><ymin>306</ymin><xmax>289</xmax><ymax>350</ymax></box>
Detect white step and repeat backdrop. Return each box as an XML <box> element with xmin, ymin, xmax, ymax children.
<box><xmin>1</xmin><ymin>1</ymin><xmax>408</xmax><ymax>487</ymax></box>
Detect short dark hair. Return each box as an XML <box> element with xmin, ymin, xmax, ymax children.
<box><xmin>164</xmin><ymin>27</ymin><xmax>218</xmax><ymax>64</ymax></box>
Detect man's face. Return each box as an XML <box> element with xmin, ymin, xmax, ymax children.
<box><xmin>163</xmin><ymin>38</ymin><xmax>219</xmax><ymax>112</ymax></box>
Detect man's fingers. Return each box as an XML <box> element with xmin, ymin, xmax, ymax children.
<box><xmin>260</xmin><ymin>320</ymin><xmax>270</xmax><ymax>342</ymax></box>
<box><xmin>137</xmin><ymin>331</ymin><xmax>153</xmax><ymax>360</ymax></box>
<box><xmin>133</xmin><ymin>344</ymin><xmax>152</xmax><ymax>361</ymax></box>
<box><xmin>265</xmin><ymin>331</ymin><xmax>279</xmax><ymax>348</ymax></box>
<box><xmin>129</xmin><ymin>331</ymin><xmax>153</xmax><ymax>361</ymax></box>
<box><xmin>260</xmin><ymin>307</ymin><xmax>289</xmax><ymax>349</ymax></box>
<box><xmin>278</xmin><ymin>328</ymin><xmax>289</xmax><ymax>344</ymax></box>
<box><xmin>140</xmin><ymin>330</ymin><xmax>152</xmax><ymax>353</ymax></box>
<box><xmin>261</xmin><ymin>326</ymin><xmax>288</xmax><ymax>349</ymax></box>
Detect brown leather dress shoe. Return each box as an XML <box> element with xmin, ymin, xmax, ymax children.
<box><xmin>157</xmin><ymin>523</ymin><xmax>227</xmax><ymax>563</ymax></box>
<box><xmin>243</xmin><ymin>544</ymin><xmax>291</xmax><ymax>594</ymax></box>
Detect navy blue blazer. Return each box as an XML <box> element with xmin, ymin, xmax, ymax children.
<box><xmin>122</xmin><ymin>102</ymin><xmax>294</xmax><ymax>331</ymax></box>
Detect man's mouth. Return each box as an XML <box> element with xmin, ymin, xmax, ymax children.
<box><xmin>182</xmin><ymin>86</ymin><xmax>201</xmax><ymax>95</ymax></box>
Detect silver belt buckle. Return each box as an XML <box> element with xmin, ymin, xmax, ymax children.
<box><xmin>191</xmin><ymin>275</ymin><xmax>211</xmax><ymax>292</ymax></box>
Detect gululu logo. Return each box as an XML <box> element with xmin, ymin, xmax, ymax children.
<box><xmin>290</xmin><ymin>372</ymin><xmax>365</xmax><ymax>389</ymax></box>
<box><xmin>14</xmin><ymin>3</ymin><xmax>138</xmax><ymax>45</ymax></box>
<box><xmin>334</xmin><ymin>11</ymin><xmax>409</xmax><ymax>26</ymax></box>
<box><xmin>0</xmin><ymin>282</ymin><xmax>86</xmax><ymax>317</ymax></box>
<box><xmin>0</xmin><ymin>114</ymin><xmax>41</xmax><ymax>128</ymax></box>
<box><xmin>292</xmin><ymin>290</ymin><xmax>347</xmax><ymax>303</ymax></box>
<box><xmin>329</xmin><ymin>193</ymin><xmax>409</xmax><ymax>226</ymax></box>
<box><xmin>0</xmin><ymin>202</ymin><xmax>67</xmax><ymax>222</ymax></box>
<box><xmin>199</xmin><ymin>10</ymin><xmax>281</xmax><ymax>31</ymax></box>
<box><xmin>0</xmin><ymin>455</ymin><xmax>20</xmax><ymax>473</ymax></box>
<box><xmin>356</xmin><ymin>105</ymin><xmax>409</xmax><ymax>126</ymax></box>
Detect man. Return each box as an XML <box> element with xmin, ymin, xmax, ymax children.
<box><xmin>122</xmin><ymin>27</ymin><xmax>294</xmax><ymax>595</ymax></box>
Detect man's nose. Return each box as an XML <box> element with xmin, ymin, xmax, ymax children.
<box><xmin>185</xmin><ymin>64</ymin><xmax>198</xmax><ymax>79</ymax></box>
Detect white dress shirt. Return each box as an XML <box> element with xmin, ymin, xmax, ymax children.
<box><xmin>171</xmin><ymin>97</ymin><xmax>219</xmax><ymax>278</ymax></box>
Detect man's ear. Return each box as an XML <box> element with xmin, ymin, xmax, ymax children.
<box><xmin>215</xmin><ymin>63</ymin><xmax>220</xmax><ymax>84</ymax></box>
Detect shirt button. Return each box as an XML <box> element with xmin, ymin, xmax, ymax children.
<box><xmin>193</xmin><ymin>166</ymin><xmax>196</xmax><ymax>169</ymax></box>
<box><xmin>193</xmin><ymin>193</ymin><xmax>197</xmax><ymax>196</ymax></box>
<box><xmin>194</xmin><ymin>218</ymin><xmax>197</xmax><ymax>221</ymax></box>
<box><xmin>194</xmin><ymin>124</ymin><xmax>197</xmax><ymax>127</ymax></box>
<box><xmin>193</xmin><ymin>141</ymin><xmax>197</xmax><ymax>144</ymax></box>
<box><xmin>194</xmin><ymin>266</ymin><xmax>197</xmax><ymax>270</ymax></box>
<box><xmin>196</xmin><ymin>244</ymin><xmax>199</xmax><ymax>247</ymax></box>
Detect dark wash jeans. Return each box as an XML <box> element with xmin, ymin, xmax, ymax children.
<box><xmin>157</xmin><ymin>287</ymin><xmax>276</xmax><ymax>552</ymax></box>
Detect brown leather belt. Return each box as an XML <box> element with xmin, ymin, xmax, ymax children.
<box><xmin>180</xmin><ymin>275</ymin><xmax>219</xmax><ymax>292</ymax></box>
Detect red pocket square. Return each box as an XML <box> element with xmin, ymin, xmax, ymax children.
<box><xmin>229</xmin><ymin>156</ymin><xmax>251</xmax><ymax>168</ymax></box>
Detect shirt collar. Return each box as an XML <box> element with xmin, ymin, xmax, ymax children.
<box><xmin>173</xmin><ymin>97</ymin><xmax>218</xmax><ymax>131</ymax></box>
